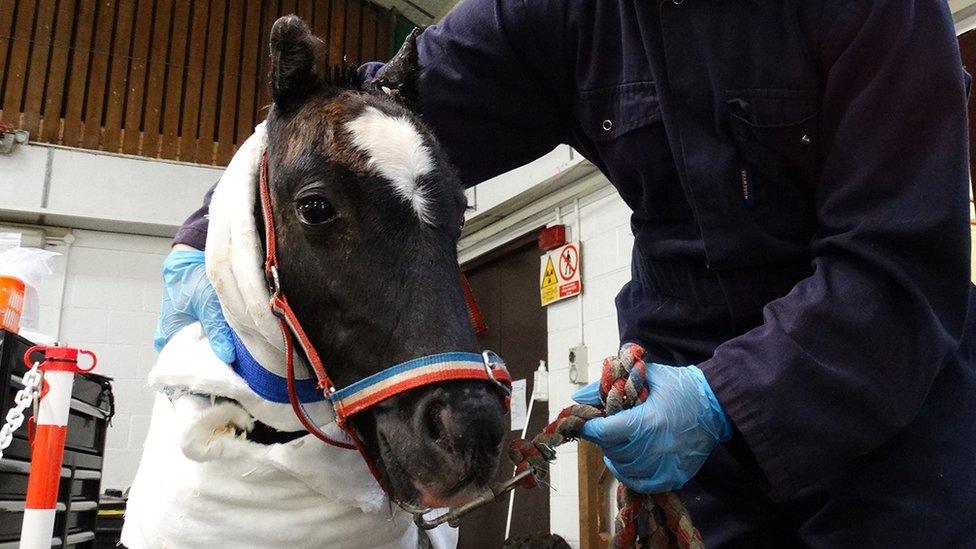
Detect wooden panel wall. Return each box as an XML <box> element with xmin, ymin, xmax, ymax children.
<box><xmin>0</xmin><ymin>0</ymin><xmax>394</xmax><ymax>165</ymax></box>
<box><xmin>578</xmin><ymin>442</ymin><xmax>612</xmax><ymax>549</ymax></box>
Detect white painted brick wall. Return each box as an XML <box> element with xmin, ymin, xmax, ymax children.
<box><xmin>65</xmin><ymin>231</ymin><xmax>170</xmax><ymax>489</ymax></box>
<box><xmin>19</xmin><ymin>229</ymin><xmax>171</xmax><ymax>490</ymax></box>
<box><xmin>545</xmin><ymin>192</ymin><xmax>633</xmax><ymax>547</ymax></box>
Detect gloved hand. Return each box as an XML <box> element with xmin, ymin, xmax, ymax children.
<box><xmin>572</xmin><ymin>359</ymin><xmax>732</xmax><ymax>494</ymax></box>
<box><xmin>153</xmin><ymin>249</ymin><xmax>235</xmax><ymax>363</ymax></box>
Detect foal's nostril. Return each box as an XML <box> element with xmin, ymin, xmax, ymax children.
<box><xmin>414</xmin><ymin>385</ymin><xmax>505</xmax><ymax>456</ymax></box>
<box><xmin>415</xmin><ymin>391</ymin><xmax>453</xmax><ymax>446</ymax></box>
<box><xmin>424</xmin><ymin>401</ymin><xmax>447</xmax><ymax>443</ymax></box>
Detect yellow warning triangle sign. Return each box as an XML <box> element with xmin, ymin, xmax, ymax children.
<box><xmin>541</xmin><ymin>255</ymin><xmax>560</xmax><ymax>305</ymax></box>
<box><xmin>542</xmin><ymin>257</ymin><xmax>558</xmax><ymax>288</ymax></box>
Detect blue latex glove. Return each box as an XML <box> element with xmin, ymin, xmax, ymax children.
<box><xmin>153</xmin><ymin>250</ymin><xmax>235</xmax><ymax>363</ymax></box>
<box><xmin>573</xmin><ymin>361</ymin><xmax>732</xmax><ymax>494</ymax></box>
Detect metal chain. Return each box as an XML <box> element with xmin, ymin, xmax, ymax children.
<box><xmin>0</xmin><ymin>363</ymin><xmax>43</xmax><ymax>460</ymax></box>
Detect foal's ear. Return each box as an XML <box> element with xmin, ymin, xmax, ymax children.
<box><xmin>270</xmin><ymin>15</ymin><xmax>321</xmax><ymax>112</ymax></box>
<box><xmin>368</xmin><ymin>28</ymin><xmax>421</xmax><ymax>108</ymax></box>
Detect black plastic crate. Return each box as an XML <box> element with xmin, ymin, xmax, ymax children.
<box><xmin>0</xmin><ymin>330</ymin><xmax>114</xmax><ymax>549</ymax></box>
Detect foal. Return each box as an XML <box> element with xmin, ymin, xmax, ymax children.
<box><xmin>262</xmin><ymin>15</ymin><xmax>508</xmax><ymax>509</ymax></box>
<box><xmin>122</xmin><ymin>16</ymin><xmax>508</xmax><ymax>549</ymax></box>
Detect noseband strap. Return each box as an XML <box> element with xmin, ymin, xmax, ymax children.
<box><xmin>257</xmin><ymin>152</ymin><xmax>512</xmax><ymax>490</ymax></box>
<box><xmin>332</xmin><ymin>351</ymin><xmax>513</xmax><ymax>418</ymax></box>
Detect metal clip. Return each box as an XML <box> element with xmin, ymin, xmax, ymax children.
<box><xmin>411</xmin><ymin>468</ymin><xmax>534</xmax><ymax>530</ymax></box>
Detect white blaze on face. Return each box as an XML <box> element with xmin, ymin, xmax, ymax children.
<box><xmin>345</xmin><ymin>106</ymin><xmax>435</xmax><ymax>224</ymax></box>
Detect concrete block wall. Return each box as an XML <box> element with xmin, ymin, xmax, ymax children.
<box><xmin>46</xmin><ymin>231</ymin><xmax>171</xmax><ymax>488</ymax></box>
<box><xmin>545</xmin><ymin>191</ymin><xmax>633</xmax><ymax>547</ymax></box>
<box><xmin>56</xmin><ymin>230</ymin><xmax>171</xmax><ymax>489</ymax></box>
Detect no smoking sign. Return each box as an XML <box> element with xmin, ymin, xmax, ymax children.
<box><xmin>540</xmin><ymin>242</ymin><xmax>582</xmax><ymax>306</ymax></box>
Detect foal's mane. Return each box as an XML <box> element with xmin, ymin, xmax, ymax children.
<box><xmin>325</xmin><ymin>64</ymin><xmax>364</xmax><ymax>91</ymax></box>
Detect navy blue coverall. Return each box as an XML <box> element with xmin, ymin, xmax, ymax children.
<box><xmin>176</xmin><ymin>0</ymin><xmax>976</xmax><ymax>545</ymax></box>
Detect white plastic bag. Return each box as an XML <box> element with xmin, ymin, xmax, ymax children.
<box><xmin>0</xmin><ymin>232</ymin><xmax>21</xmax><ymax>253</ymax></box>
<box><xmin>0</xmin><ymin>246</ymin><xmax>60</xmax><ymax>329</ymax></box>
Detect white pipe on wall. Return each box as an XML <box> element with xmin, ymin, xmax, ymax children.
<box><xmin>52</xmin><ymin>231</ymin><xmax>74</xmax><ymax>341</ymax></box>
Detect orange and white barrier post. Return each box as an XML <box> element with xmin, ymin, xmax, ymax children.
<box><xmin>19</xmin><ymin>346</ymin><xmax>96</xmax><ymax>549</ymax></box>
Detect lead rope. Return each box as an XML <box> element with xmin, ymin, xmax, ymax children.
<box><xmin>509</xmin><ymin>344</ymin><xmax>704</xmax><ymax>549</ymax></box>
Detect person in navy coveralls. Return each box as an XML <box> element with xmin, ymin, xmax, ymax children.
<box><xmin>157</xmin><ymin>1</ymin><xmax>976</xmax><ymax>545</ymax></box>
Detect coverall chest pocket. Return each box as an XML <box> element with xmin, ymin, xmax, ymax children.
<box><xmin>575</xmin><ymin>81</ymin><xmax>662</xmax><ymax>142</ymax></box>
<box><xmin>726</xmin><ymin>88</ymin><xmax>822</xmax><ymax>241</ymax></box>
<box><xmin>574</xmin><ymin>82</ymin><xmax>691</xmax><ymax>221</ymax></box>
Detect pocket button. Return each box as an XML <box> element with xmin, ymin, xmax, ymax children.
<box><xmin>602</xmin><ymin>119</ymin><xmax>613</xmax><ymax>132</ymax></box>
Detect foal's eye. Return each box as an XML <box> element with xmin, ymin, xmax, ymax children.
<box><xmin>296</xmin><ymin>195</ymin><xmax>337</xmax><ymax>226</ymax></box>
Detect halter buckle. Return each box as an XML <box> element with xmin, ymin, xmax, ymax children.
<box><xmin>482</xmin><ymin>350</ymin><xmax>511</xmax><ymax>396</ymax></box>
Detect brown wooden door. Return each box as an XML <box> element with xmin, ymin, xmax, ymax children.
<box><xmin>457</xmin><ymin>236</ymin><xmax>551</xmax><ymax>549</ymax></box>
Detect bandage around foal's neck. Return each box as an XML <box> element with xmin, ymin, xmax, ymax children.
<box><xmin>205</xmin><ymin>123</ymin><xmax>321</xmax><ymax>393</ymax></box>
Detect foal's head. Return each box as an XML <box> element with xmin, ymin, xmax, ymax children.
<box><xmin>263</xmin><ymin>15</ymin><xmax>506</xmax><ymax>508</ymax></box>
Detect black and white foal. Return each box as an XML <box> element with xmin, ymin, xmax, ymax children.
<box><xmin>123</xmin><ymin>16</ymin><xmax>508</xmax><ymax>549</ymax></box>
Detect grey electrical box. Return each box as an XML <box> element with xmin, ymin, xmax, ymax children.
<box><xmin>568</xmin><ymin>343</ymin><xmax>588</xmax><ymax>385</ymax></box>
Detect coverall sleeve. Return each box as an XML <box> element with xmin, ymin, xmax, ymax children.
<box><xmin>699</xmin><ymin>0</ymin><xmax>973</xmax><ymax>499</ymax></box>
<box><xmin>173</xmin><ymin>183</ymin><xmax>215</xmax><ymax>250</ymax></box>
